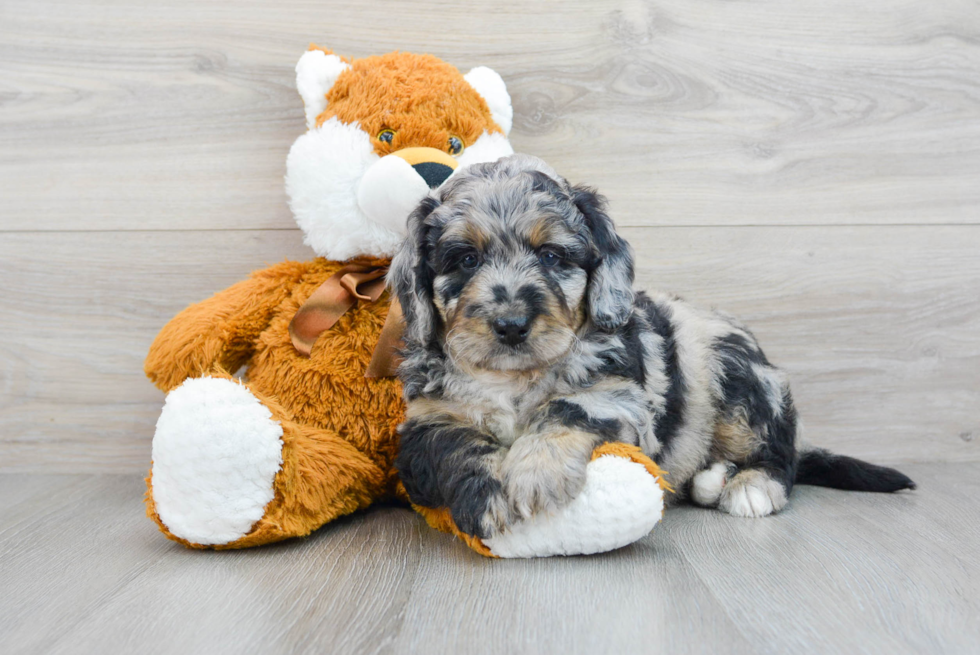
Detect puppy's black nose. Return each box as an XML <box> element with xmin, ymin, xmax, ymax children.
<box><xmin>412</xmin><ymin>162</ymin><xmax>454</xmax><ymax>189</ymax></box>
<box><xmin>492</xmin><ymin>316</ymin><xmax>530</xmax><ymax>346</ymax></box>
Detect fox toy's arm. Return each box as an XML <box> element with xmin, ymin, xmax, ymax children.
<box><xmin>145</xmin><ymin>260</ymin><xmax>309</xmax><ymax>392</ymax></box>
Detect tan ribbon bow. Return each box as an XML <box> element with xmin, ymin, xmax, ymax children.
<box><xmin>288</xmin><ymin>264</ymin><xmax>405</xmax><ymax>378</ymax></box>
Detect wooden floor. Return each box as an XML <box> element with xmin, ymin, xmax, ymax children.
<box><xmin>1</xmin><ymin>464</ymin><xmax>977</xmax><ymax>655</ymax></box>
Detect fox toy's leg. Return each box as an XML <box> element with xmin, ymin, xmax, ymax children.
<box><xmin>146</xmin><ymin>373</ymin><xmax>387</xmax><ymax>549</ymax></box>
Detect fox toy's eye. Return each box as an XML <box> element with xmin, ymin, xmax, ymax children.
<box><xmin>378</xmin><ymin>129</ymin><xmax>395</xmax><ymax>144</ymax></box>
<box><xmin>448</xmin><ymin>135</ymin><xmax>464</xmax><ymax>156</ymax></box>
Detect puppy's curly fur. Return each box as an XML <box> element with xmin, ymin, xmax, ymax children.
<box><xmin>391</xmin><ymin>155</ymin><xmax>915</xmax><ymax>539</ymax></box>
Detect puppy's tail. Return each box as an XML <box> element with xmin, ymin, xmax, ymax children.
<box><xmin>795</xmin><ymin>448</ymin><xmax>916</xmax><ymax>492</ymax></box>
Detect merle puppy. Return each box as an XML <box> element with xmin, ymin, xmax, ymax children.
<box><xmin>389</xmin><ymin>154</ymin><xmax>914</xmax><ymax>539</ymax></box>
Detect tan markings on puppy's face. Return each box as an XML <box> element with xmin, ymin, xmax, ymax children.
<box><xmin>429</xmin><ymin>187</ymin><xmax>591</xmax><ymax>371</ymax></box>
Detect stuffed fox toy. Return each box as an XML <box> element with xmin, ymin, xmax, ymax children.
<box><xmin>144</xmin><ymin>46</ymin><xmax>668</xmax><ymax>558</ymax></box>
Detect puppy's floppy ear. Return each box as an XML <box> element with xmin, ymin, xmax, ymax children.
<box><xmin>389</xmin><ymin>196</ymin><xmax>442</xmax><ymax>347</ymax></box>
<box><xmin>571</xmin><ymin>185</ymin><xmax>635</xmax><ymax>330</ymax></box>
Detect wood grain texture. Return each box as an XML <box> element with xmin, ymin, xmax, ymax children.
<box><xmin>1</xmin><ymin>0</ymin><xmax>979</xmax><ymax>231</ymax></box>
<box><xmin>0</xmin><ymin>2</ymin><xmax>978</xmax><ymax>468</ymax></box>
<box><xmin>1</xmin><ymin>226</ymin><xmax>977</xmax><ymax>473</ymax></box>
<box><xmin>0</xmin><ymin>465</ymin><xmax>977</xmax><ymax>654</ymax></box>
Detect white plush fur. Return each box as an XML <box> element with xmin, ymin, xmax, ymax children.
<box><xmin>286</xmin><ymin>118</ymin><xmax>401</xmax><ymax>260</ymax></box>
<box><xmin>484</xmin><ymin>455</ymin><xmax>664</xmax><ymax>558</ymax></box>
<box><xmin>286</xmin><ymin>125</ymin><xmax>516</xmax><ymax>260</ymax></box>
<box><xmin>455</xmin><ymin>130</ymin><xmax>515</xmax><ymax>169</ymax></box>
<box><xmin>151</xmin><ymin>377</ymin><xmax>284</xmax><ymax>545</ymax></box>
<box><xmin>295</xmin><ymin>50</ymin><xmax>350</xmax><ymax>130</ymax></box>
<box><xmin>464</xmin><ymin>67</ymin><xmax>514</xmax><ymax>135</ymax></box>
<box><xmin>356</xmin><ymin>154</ymin><xmax>432</xmax><ymax>236</ymax></box>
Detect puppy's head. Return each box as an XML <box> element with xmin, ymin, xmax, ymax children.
<box><xmin>390</xmin><ymin>154</ymin><xmax>634</xmax><ymax>372</ymax></box>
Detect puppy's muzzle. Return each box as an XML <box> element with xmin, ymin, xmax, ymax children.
<box><xmin>491</xmin><ymin>315</ymin><xmax>531</xmax><ymax>346</ymax></box>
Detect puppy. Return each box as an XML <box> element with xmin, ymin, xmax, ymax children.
<box><xmin>390</xmin><ymin>154</ymin><xmax>915</xmax><ymax>539</ymax></box>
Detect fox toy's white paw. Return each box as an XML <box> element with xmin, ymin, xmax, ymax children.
<box><xmin>150</xmin><ymin>377</ymin><xmax>284</xmax><ymax>545</ymax></box>
<box><xmin>483</xmin><ymin>454</ymin><xmax>665</xmax><ymax>558</ymax></box>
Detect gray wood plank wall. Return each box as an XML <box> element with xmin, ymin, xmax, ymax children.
<box><xmin>1</xmin><ymin>0</ymin><xmax>978</xmax><ymax>472</ymax></box>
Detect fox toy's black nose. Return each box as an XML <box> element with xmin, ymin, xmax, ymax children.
<box><xmin>412</xmin><ymin>161</ymin><xmax>454</xmax><ymax>188</ymax></box>
<box><xmin>492</xmin><ymin>316</ymin><xmax>530</xmax><ymax>346</ymax></box>
<box><xmin>390</xmin><ymin>147</ymin><xmax>458</xmax><ymax>189</ymax></box>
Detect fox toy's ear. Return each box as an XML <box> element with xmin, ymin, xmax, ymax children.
<box><xmin>464</xmin><ymin>67</ymin><xmax>513</xmax><ymax>136</ymax></box>
<box><xmin>295</xmin><ymin>47</ymin><xmax>351</xmax><ymax>130</ymax></box>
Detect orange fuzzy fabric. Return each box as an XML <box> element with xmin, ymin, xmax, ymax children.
<box><xmin>144</xmin><ymin>48</ymin><xmax>508</xmax><ymax>549</ymax></box>
<box><xmin>412</xmin><ymin>444</ymin><xmax>671</xmax><ymax>557</ymax></box>
<box><xmin>145</xmin><ymin>257</ymin><xmax>407</xmax><ymax>548</ymax></box>
<box><xmin>310</xmin><ymin>46</ymin><xmax>502</xmax><ymax>158</ymax></box>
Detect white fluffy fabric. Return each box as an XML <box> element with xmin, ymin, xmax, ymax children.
<box><xmin>151</xmin><ymin>377</ymin><xmax>284</xmax><ymax>546</ymax></box>
<box><xmin>295</xmin><ymin>50</ymin><xmax>351</xmax><ymax>130</ymax></box>
<box><xmin>484</xmin><ymin>455</ymin><xmax>665</xmax><ymax>558</ymax></box>
<box><xmin>286</xmin><ymin>123</ymin><xmax>515</xmax><ymax>260</ymax></box>
<box><xmin>464</xmin><ymin>67</ymin><xmax>514</xmax><ymax>135</ymax></box>
<box><xmin>455</xmin><ymin>131</ymin><xmax>515</xmax><ymax>169</ymax></box>
<box><xmin>356</xmin><ymin>154</ymin><xmax>431</xmax><ymax>236</ymax></box>
<box><xmin>286</xmin><ymin>118</ymin><xmax>403</xmax><ymax>260</ymax></box>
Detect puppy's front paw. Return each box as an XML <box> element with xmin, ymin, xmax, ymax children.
<box><xmin>450</xmin><ymin>475</ymin><xmax>510</xmax><ymax>539</ymax></box>
<box><xmin>502</xmin><ymin>436</ymin><xmax>590</xmax><ymax>520</ymax></box>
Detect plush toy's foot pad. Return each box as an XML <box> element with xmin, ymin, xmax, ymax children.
<box><xmin>415</xmin><ymin>443</ymin><xmax>669</xmax><ymax>558</ymax></box>
<box><xmin>150</xmin><ymin>376</ymin><xmax>284</xmax><ymax>546</ymax></box>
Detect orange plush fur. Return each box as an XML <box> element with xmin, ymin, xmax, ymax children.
<box><xmin>312</xmin><ymin>47</ymin><xmax>503</xmax><ymax>155</ymax></box>
<box><xmin>144</xmin><ymin>49</ymin><xmax>503</xmax><ymax>549</ymax></box>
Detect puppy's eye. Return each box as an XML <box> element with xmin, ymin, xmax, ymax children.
<box><xmin>448</xmin><ymin>135</ymin><xmax>464</xmax><ymax>156</ymax></box>
<box><xmin>460</xmin><ymin>252</ymin><xmax>480</xmax><ymax>271</ymax></box>
<box><xmin>539</xmin><ymin>248</ymin><xmax>562</xmax><ymax>268</ymax></box>
<box><xmin>378</xmin><ymin>129</ymin><xmax>395</xmax><ymax>144</ymax></box>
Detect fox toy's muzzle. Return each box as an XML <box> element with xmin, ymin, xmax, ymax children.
<box><xmin>357</xmin><ymin>147</ymin><xmax>460</xmax><ymax>235</ymax></box>
<box><xmin>392</xmin><ymin>147</ymin><xmax>458</xmax><ymax>188</ymax></box>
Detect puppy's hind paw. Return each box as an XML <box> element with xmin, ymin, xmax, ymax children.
<box><xmin>691</xmin><ymin>461</ymin><xmax>732</xmax><ymax>507</ymax></box>
<box><xmin>718</xmin><ymin>469</ymin><xmax>788</xmax><ymax>518</ymax></box>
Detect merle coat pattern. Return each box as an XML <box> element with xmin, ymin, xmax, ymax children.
<box><xmin>389</xmin><ymin>155</ymin><xmax>915</xmax><ymax>539</ymax></box>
